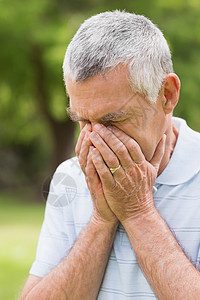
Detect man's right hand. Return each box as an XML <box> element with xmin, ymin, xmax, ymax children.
<box><xmin>86</xmin><ymin>145</ymin><xmax>118</xmax><ymax>225</ymax></box>
<box><xmin>75</xmin><ymin>123</ymin><xmax>93</xmax><ymax>176</ymax></box>
<box><xmin>75</xmin><ymin>124</ymin><xmax>118</xmax><ymax>226</ymax></box>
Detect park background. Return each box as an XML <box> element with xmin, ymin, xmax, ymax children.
<box><xmin>0</xmin><ymin>0</ymin><xmax>200</xmax><ymax>298</ymax></box>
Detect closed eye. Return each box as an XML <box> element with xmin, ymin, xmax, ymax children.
<box><xmin>110</xmin><ymin>118</ymin><xmax>130</xmax><ymax>124</ymax></box>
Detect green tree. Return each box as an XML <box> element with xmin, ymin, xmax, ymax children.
<box><xmin>0</xmin><ymin>0</ymin><xmax>199</xmax><ymax>191</ymax></box>
<box><xmin>0</xmin><ymin>0</ymin><xmax>82</xmax><ymax>188</ymax></box>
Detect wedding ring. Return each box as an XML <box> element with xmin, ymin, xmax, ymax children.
<box><xmin>109</xmin><ymin>165</ymin><xmax>121</xmax><ymax>174</ymax></box>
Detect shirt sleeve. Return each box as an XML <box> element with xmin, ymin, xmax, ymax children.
<box><xmin>29</xmin><ymin>162</ymin><xmax>75</xmax><ymax>278</ymax></box>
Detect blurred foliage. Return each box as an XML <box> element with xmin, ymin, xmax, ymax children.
<box><xmin>0</xmin><ymin>0</ymin><xmax>199</xmax><ymax>192</ymax></box>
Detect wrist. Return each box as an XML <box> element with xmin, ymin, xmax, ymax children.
<box><xmin>121</xmin><ymin>206</ymin><xmax>158</xmax><ymax>229</ymax></box>
<box><xmin>90</xmin><ymin>215</ymin><xmax>119</xmax><ymax>231</ymax></box>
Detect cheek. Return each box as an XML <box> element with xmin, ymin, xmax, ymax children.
<box><xmin>133</xmin><ymin>133</ymin><xmax>157</xmax><ymax>162</ymax></box>
<box><xmin>136</xmin><ymin>134</ymin><xmax>154</xmax><ymax>161</ymax></box>
<box><xmin>143</xmin><ymin>119</ymin><xmax>167</xmax><ymax>160</ymax></box>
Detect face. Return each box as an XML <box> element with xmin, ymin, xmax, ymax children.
<box><xmin>66</xmin><ymin>65</ymin><xmax>168</xmax><ymax>161</ymax></box>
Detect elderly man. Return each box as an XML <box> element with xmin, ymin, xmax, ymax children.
<box><xmin>21</xmin><ymin>11</ymin><xmax>200</xmax><ymax>299</ymax></box>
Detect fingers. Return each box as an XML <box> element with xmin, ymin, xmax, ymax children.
<box><xmin>86</xmin><ymin>147</ymin><xmax>118</xmax><ymax>224</ymax></box>
<box><xmin>75</xmin><ymin>123</ymin><xmax>91</xmax><ymax>157</ymax></box>
<box><xmin>107</xmin><ymin>126</ymin><xmax>145</xmax><ymax>163</ymax></box>
<box><xmin>89</xmin><ymin>131</ymin><xmax>126</xmax><ymax>180</ymax></box>
<box><xmin>90</xmin><ymin>147</ymin><xmax>115</xmax><ymax>189</ymax></box>
<box><xmin>92</xmin><ymin>124</ymin><xmax>133</xmax><ymax>168</ymax></box>
<box><xmin>93</xmin><ymin>124</ymin><xmax>144</xmax><ymax>166</ymax></box>
<box><xmin>85</xmin><ymin>146</ymin><xmax>100</xmax><ymax>190</ymax></box>
<box><xmin>75</xmin><ymin>123</ymin><xmax>92</xmax><ymax>174</ymax></box>
<box><xmin>90</xmin><ymin>132</ymin><xmax>120</xmax><ymax>168</ymax></box>
<box><xmin>79</xmin><ymin>131</ymin><xmax>93</xmax><ymax>174</ymax></box>
<box><xmin>150</xmin><ymin>134</ymin><xmax>166</xmax><ymax>173</ymax></box>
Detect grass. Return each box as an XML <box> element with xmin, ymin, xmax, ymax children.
<box><xmin>0</xmin><ymin>192</ymin><xmax>45</xmax><ymax>300</ymax></box>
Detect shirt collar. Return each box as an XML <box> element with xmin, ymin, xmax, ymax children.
<box><xmin>156</xmin><ymin>117</ymin><xmax>200</xmax><ymax>186</ymax></box>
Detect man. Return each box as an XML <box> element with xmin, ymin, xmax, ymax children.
<box><xmin>21</xmin><ymin>11</ymin><xmax>200</xmax><ymax>299</ymax></box>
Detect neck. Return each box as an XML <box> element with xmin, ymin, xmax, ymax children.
<box><xmin>158</xmin><ymin>121</ymin><xmax>179</xmax><ymax>176</ymax></box>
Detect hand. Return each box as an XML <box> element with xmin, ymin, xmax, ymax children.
<box><xmin>76</xmin><ymin>123</ymin><xmax>118</xmax><ymax>225</ymax></box>
<box><xmin>75</xmin><ymin>123</ymin><xmax>92</xmax><ymax>175</ymax></box>
<box><xmin>85</xmin><ymin>146</ymin><xmax>118</xmax><ymax>225</ymax></box>
<box><xmin>89</xmin><ymin>124</ymin><xmax>166</xmax><ymax>223</ymax></box>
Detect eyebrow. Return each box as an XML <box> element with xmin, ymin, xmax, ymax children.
<box><xmin>66</xmin><ymin>106</ymin><xmax>131</xmax><ymax>123</ymax></box>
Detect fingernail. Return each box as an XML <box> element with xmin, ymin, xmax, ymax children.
<box><xmin>107</xmin><ymin>126</ymin><xmax>115</xmax><ymax>132</ymax></box>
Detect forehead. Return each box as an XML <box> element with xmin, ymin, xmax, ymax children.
<box><xmin>65</xmin><ymin>65</ymin><xmax>135</xmax><ymax>120</ymax></box>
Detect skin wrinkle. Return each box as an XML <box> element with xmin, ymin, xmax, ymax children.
<box><xmin>100</xmin><ymin>128</ymin><xmax>131</xmax><ymax>163</ymax></box>
<box><xmin>90</xmin><ymin>121</ymin><xmax>165</xmax><ymax>223</ymax></box>
<box><xmin>102</xmin><ymin>153</ymin><xmax>153</xmax><ymax>220</ymax></box>
<box><xmin>66</xmin><ymin>92</ymin><xmax>158</xmax><ymax>131</ymax></box>
<box><xmin>89</xmin><ymin>126</ymin><xmax>144</xmax><ymax>183</ymax></box>
<box><xmin>128</xmin><ymin>165</ymin><xmax>151</xmax><ymax>210</ymax></box>
<box><xmin>67</xmin><ymin>106</ymin><xmax>133</xmax><ymax>123</ymax></box>
<box><xmin>90</xmin><ymin>132</ymin><xmax>120</xmax><ymax>169</ymax></box>
<box><xmin>107</xmin><ymin>125</ymin><xmax>147</xmax><ymax>160</ymax></box>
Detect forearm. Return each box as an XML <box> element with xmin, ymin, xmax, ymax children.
<box><xmin>25</xmin><ymin>218</ymin><xmax>118</xmax><ymax>300</ymax></box>
<box><xmin>123</xmin><ymin>210</ymin><xmax>200</xmax><ymax>299</ymax></box>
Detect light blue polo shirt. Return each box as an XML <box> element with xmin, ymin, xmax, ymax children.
<box><xmin>30</xmin><ymin>117</ymin><xmax>200</xmax><ymax>299</ymax></box>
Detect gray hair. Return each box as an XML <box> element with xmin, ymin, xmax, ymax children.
<box><xmin>63</xmin><ymin>10</ymin><xmax>173</xmax><ymax>102</ymax></box>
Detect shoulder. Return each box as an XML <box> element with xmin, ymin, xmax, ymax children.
<box><xmin>47</xmin><ymin>157</ymin><xmax>87</xmax><ymax>208</ymax></box>
<box><xmin>56</xmin><ymin>156</ymin><xmax>82</xmax><ymax>175</ymax></box>
<box><xmin>53</xmin><ymin>156</ymin><xmax>85</xmax><ymax>186</ymax></box>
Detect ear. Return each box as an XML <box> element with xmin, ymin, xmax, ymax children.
<box><xmin>162</xmin><ymin>73</ymin><xmax>181</xmax><ymax>114</ymax></box>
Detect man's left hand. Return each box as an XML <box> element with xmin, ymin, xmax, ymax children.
<box><xmin>89</xmin><ymin>124</ymin><xmax>166</xmax><ymax>223</ymax></box>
